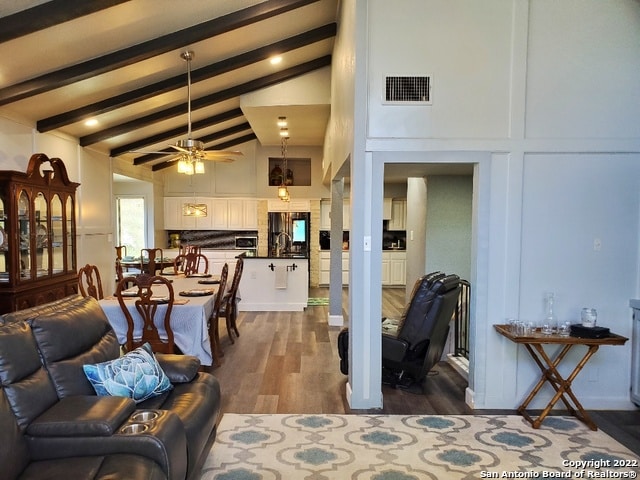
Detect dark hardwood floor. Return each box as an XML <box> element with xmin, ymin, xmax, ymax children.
<box><xmin>206</xmin><ymin>287</ymin><xmax>640</xmax><ymax>456</ymax></box>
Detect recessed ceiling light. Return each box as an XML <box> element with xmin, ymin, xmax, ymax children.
<box><xmin>84</xmin><ymin>118</ymin><xmax>98</xmax><ymax>127</ymax></box>
<box><xmin>270</xmin><ymin>56</ymin><xmax>282</xmax><ymax>65</ymax></box>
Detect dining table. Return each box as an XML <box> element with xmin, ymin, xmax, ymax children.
<box><xmin>99</xmin><ymin>273</ymin><xmax>220</xmax><ymax>366</ymax></box>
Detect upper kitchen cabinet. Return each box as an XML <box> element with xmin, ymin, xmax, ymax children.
<box><xmin>0</xmin><ymin>154</ymin><xmax>79</xmax><ymax>313</ymax></box>
<box><xmin>164</xmin><ymin>197</ymin><xmax>212</xmax><ymax>230</ymax></box>
<box><xmin>388</xmin><ymin>199</ymin><xmax>407</xmax><ymax>231</ymax></box>
<box><xmin>267</xmin><ymin>199</ymin><xmax>310</xmax><ymax>212</ymax></box>
<box><xmin>164</xmin><ymin>197</ymin><xmax>257</xmax><ymax>230</ymax></box>
<box><xmin>319</xmin><ymin>199</ymin><xmax>350</xmax><ymax>230</ymax></box>
<box><xmin>383</xmin><ymin>198</ymin><xmax>393</xmax><ymax>220</ymax></box>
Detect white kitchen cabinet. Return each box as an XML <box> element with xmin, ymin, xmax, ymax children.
<box><xmin>164</xmin><ymin>197</ymin><xmax>184</xmax><ymax>230</ymax></box>
<box><xmin>382</xmin><ymin>251</ymin><xmax>406</xmax><ymax>286</ymax></box>
<box><xmin>388</xmin><ymin>199</ymin><xmax>406</xmax><ymax>231</ymax></box>
<box><xmin>389</xmin><ymin>251</ymin><xmax>406</xmax><ymax>285</ymax></box>
<box><xmin>343</xmin><ymin>201</ymin><xmax>350</xmax><ymax>230</ymax></box>
<box><xmin>241</xmin><ymin>199</ymin><xmax>258</xmax><ymax>229</ymax></box>
<box><xmin>203</xmin><ymin>250</ymin><xmax>241</xmax><ymax>277</ymax></box>
<box><xmin>164</xmin><ymin>197</ymin><xmax>213</xmax><ymax>230</ymax></box>
<box><xmin>383</xmin><ymin>198</ymin><xmax>392</xmax><ymax>220</ymax></box>
<box><xmin>267</xmin><ymin>198</ymin><xmax>310</xmax><ymax>212</ymax></box>
<box><xmin>320</xmin><ymin>199</ymin><xmax>350</xmax><ymax>230</ymax></box>
<box><xmin>211</xmin><ymin>199</ymin><xmax>229</xmax><ymax>229</ymax></box>
<box><xmin>320</xmin><ymin>200</ymin><xmax>330</xmax><ymax>230</ymax></box>
<box><xmin>319</xmin><ymin>251</ymin><xmax>349</xmax><ymax>285</ymax></box>
<box><xmin>164</xmin><ymin>197</ymin><xmax>257</xmax><ymax>230</ymax></box>
<box><xmin>221</xmin><ymin>199</ymin><xmax>257</xmax><ymax>230</ymax></box>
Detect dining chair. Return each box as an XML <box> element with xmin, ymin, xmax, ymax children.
<box><xmin>208</xmin><ymin>263</ymin><xmax>228</xmax><ymax>366</ymax></box>
<box><xmin>115</xmin><ymin>245</ymin><xmax>127</xmax><ymax>260</ymax></box>
<box><xmin>115</xmin><ymin>272</ymin><xmax>178</xmax><ymax>355</ymax></box>
<box><xmin>140</xmin><ymin>247</ymin><xmax>164</xmax><ymax>275</ymax></box>
<box><xmin>172</xmin><ymin>251</ymin><xmax>208</xmax><ymax>275</ymax></box>
<box><xmin>218</xmin><ymin>257</ymin><xmax>244</xmax><ymax>343</ymax></box>
<box><xmin>78</xmin><ymin>263</ymin><xmax>104</xmax><ymax>300</ymax></box>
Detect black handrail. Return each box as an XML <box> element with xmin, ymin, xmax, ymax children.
<box><xmin>454</xmin><ymin>279</ymin><xmax>471</xmax><ymax>359</ymax></box>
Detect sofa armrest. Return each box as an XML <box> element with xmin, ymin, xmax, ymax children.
<box><xmin>27</xmin><ymin>396</ymin><xmax>136</xmax><ymax>437</ymax></box>
<box><xmin>26</xmin><ymin>409</ymin><xmax>187</xmax><ymax>480</ymax></box>
<box><xmin>155</xmin><ymin>354</ymin><xmax>200</xmax><ymax>383</ymax></box>
<box><xmin>382</xmin><ymin>334</ymin><xmax>409</xmax><ymax>363</ymax></box>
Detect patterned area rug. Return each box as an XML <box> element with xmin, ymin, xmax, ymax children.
<box><xmin>307</xmin><ymin>297</ymin><xmax>329</xmax><ymax>306</ymax></box>
<box><xmin>201</xmin><ymin>414</ymin><xmax>640</xmax><ymax>479</ymax></box>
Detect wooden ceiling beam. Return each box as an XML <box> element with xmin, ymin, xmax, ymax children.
<box><xmin>0</xmin><ymin>0</ymin><xmax>130</xmax><ymax>43</ymax></box>
<box><xmin>37</xmin><ymin>23</ymin><xmax>336</xmax><ymax>132</ymax></box>
<box><xmin>0</xmin><ymin>0</ymin><xmax>320</xmax><ymax>105</ymax></box>
<box><xmin>151</xmin><ymin>133</ymin><xmax>258</xmax><ymax>171</ymax></box>
<box><xmin>133</xmin><ymin>122</ymin><xmax>252</xmax><ymax>165</ymax></box>
<box><xmin>110</xmin><ymin>108</ymin><xmax>244</xmax><ymax>157</ymax></box>
<box><xmin>80</xmin><ymin>55</ymin><xmax>331</xmax><ymax>146</ymax></box>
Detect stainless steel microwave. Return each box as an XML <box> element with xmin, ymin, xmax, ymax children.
<box><xmin>235</xmin><ymin>236</ymin><xmax>257</xmax><ymax>249</ymax></box>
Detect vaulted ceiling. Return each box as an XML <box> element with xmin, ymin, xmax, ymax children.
<box><xmin>0</xmin><ymin>0</ymin><xmax>337</xmax><ymax>172</ymax></box>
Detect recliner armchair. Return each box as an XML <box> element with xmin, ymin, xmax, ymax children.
<box><xmin>381</xmin><ymin>273</ymin><xmax>461</xmax><ymax>388</ymax></box>
<box><xmin>338</xmin><ymin>272</ymin><xmax>461</xmax><ymax>389</ymax></box>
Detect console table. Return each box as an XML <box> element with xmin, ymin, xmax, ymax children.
<box><xmin>494</xmin><ymin>324</ymin><xmax>628</xmax><ymax>430</ymax></box>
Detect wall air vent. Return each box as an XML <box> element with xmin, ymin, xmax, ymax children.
<box><xmin>384</xmin><ymin>75</ymin><xmax>432</xmax><ymax>104</ymax></box>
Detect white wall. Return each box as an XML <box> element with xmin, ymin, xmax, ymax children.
<box><xmin>325</xmin><ymin>0</ymin><xmax>640</xmax><ymax>409</ymax></box>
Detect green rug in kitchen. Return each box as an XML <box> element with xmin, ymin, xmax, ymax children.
<box><xmin>307</xmin><ymin>297</ymin><xmax>329</xmax><ymax>306</ymax></box>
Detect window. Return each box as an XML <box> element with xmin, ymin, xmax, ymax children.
<box><xmin>116</xmin><ymin>197</ymin><xmax>146</xmax><ymax>256</ymax></box>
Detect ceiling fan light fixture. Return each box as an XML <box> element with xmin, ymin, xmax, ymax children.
<box><xmin>194</xmin><ymin>159</ymin><xmax>205</xmax><ymax>174</ymax></box>
<box><xmin>277</xmin><ymin>116</ymin><xmax>287</xmax><ymax>127</ymax></box>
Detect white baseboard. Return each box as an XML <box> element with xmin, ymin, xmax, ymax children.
<box><xmin>328</xmin><ymin>314</ymin><xmax>344</xmax><ymax>327</ymax></box>
<box><xmin>465</xmin><ymin>387</ymin><xmax>475</xmax><ymax>409</ymax></box>
<box><xmin>446</xmin><ymin>353</ymin><xmax>469</xmax><ymax>382</ymax></box>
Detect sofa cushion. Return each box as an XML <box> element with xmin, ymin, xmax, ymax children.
<box><xmin>26</xmin><ymin>395</ymin><xmax>135</xmax><ymax>437</ymax></box>
<box><xmin>18</xmin><ymin>454</ymin><xmax>167</xmax><ymax>480</ymax></box>
<box><xmin>28</xmin><ymin>296</ymin><xmax>121</xmax><ymax>398</ymax></box>
<box><xmin>83</xmin><ymin>343</ymin><xmax>172</xmax><ymax>403</ymax></box>
<box><xmin>0</xmin><ymin>321</ymin><xmax>59</xmax><ymax>430</ymax></box>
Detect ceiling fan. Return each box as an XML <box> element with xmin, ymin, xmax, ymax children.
<box><xmin>132</xmin><ymin>50</ymin><xmax>243</xmax><ymax>173</ymax></box>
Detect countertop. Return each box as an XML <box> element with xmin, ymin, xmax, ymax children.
<box><xmin>240</xmin><ymin>253</ymin><xmax>308</xmax><ymax>260</ymax></box>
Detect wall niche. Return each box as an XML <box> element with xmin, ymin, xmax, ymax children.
<box><xmin>268</xmin><ymin>157</ymin><xmax>311</xmax><ymax>187</ymax></box>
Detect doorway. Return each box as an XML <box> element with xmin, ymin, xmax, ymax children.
<box><xmin>115</xmin><ymin>196</ymin><xmax>146</xmax><ymax>255</ymax></box>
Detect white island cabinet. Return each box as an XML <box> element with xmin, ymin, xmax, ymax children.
<box><xmin>238</xmin><ymin>256</ymin><xmax>308</xmax><ymax>311</ymax></box>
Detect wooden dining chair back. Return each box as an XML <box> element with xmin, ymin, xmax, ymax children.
<box><xmin>172</xmin><ymin>251</ymin><xmax>208</xmax><ymax>275</ymax></box>
<box><xmin>140</xmin><ymin>248</ymin><xmax>164</xmax><ymax>275</ymax></box>
<box><xmin>179</xmin><ymin>245</ymin><xmax>201</xmax><ymax>255</ymax></box>
<box><xmin>184</xmin><ymin>252</ymin><xmax>209</xmax><ymax>275</ymax></box>
<box><xmin>208</xmin><ymin>263</ymin><xmax>229</xmax><ymax>365</ymax></box>
<box><xmin>219</xmin><ymin>257</ymin><xmax>244</xmax><ymax>343</ymax></box>
<box><xmin>115</xmin><ymin>245</ymin><xmax>127</xmax><ymax>260</ymax></box>
<box><xmin>115</xmin><ymin>272</ymin><xmax>177</xmax><ymax>354</ymax></box>
<box><xmin>78</xmin><ymin>264</ymin><xmax>104</xmax><ymax>300</ymax></box>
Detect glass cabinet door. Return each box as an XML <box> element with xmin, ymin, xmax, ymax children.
<box><xmin>35</xmin><ymin>192</ymin><xmax>49</xmax><ymax>277</ymax></box>
<box><xmin>18</xmin><ymin>190</ymin><xmax>32</xmax><ymax>281</ymax></box>
<box><xmin>65</xmin><ymin>196</ymin><xmax>74</xmax><ymax>273</ymax></box>
<box><xmin>0</xmin><ymin>196</ymin><xmax>7</xmax><ymax>283</ymax></box>
<box><xmin>51</xmin><ymin>194</ymin><xmax>63</xmax><ymax>274</ymax></box>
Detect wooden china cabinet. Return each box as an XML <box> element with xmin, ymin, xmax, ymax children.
<box><xmin>0</xmin><ymin>154</ymin><xmax>79</xmax><ymax>314</ymax></box>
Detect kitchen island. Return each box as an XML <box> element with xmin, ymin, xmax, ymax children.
<box><xmin>238</xmin><ymin>254</ymin><xmax>309</xmax><ymax>311</ymax></box>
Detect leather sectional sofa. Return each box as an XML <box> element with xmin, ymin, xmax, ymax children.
<box><xmin>0</xmin><ymin>294</ymin><xmax>221</xmax><ymax>480</ymax></box>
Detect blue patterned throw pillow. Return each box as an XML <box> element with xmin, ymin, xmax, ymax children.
<box><xmin>83</xmin><ymin>343</ymin><xmax>172</xmax><ymax>403</ymax></box>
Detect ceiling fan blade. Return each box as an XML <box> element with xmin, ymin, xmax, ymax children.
<box><xmin>203</xmin><ymin>156</ymin><xmax>235</xmax><ymax>163</ymax></box>
<box><xmin>201</xmin><ymin>150</ymin><xmax>244</xmax><ymax>158</ymax></box>
<box><xmin>129</xmin><ymin>149</ymin><xmax>174</xmax><ymax>155</ymax></box>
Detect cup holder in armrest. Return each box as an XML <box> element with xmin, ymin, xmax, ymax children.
<box><xmin>131</xmin><ymin>411</ymin><xmax>159</xmax><ymax>422</ymax></box>
<box><xmin>120</xmin><ymin>423</ymin><xmax>149</xmax><ymax>434</ymax></box>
